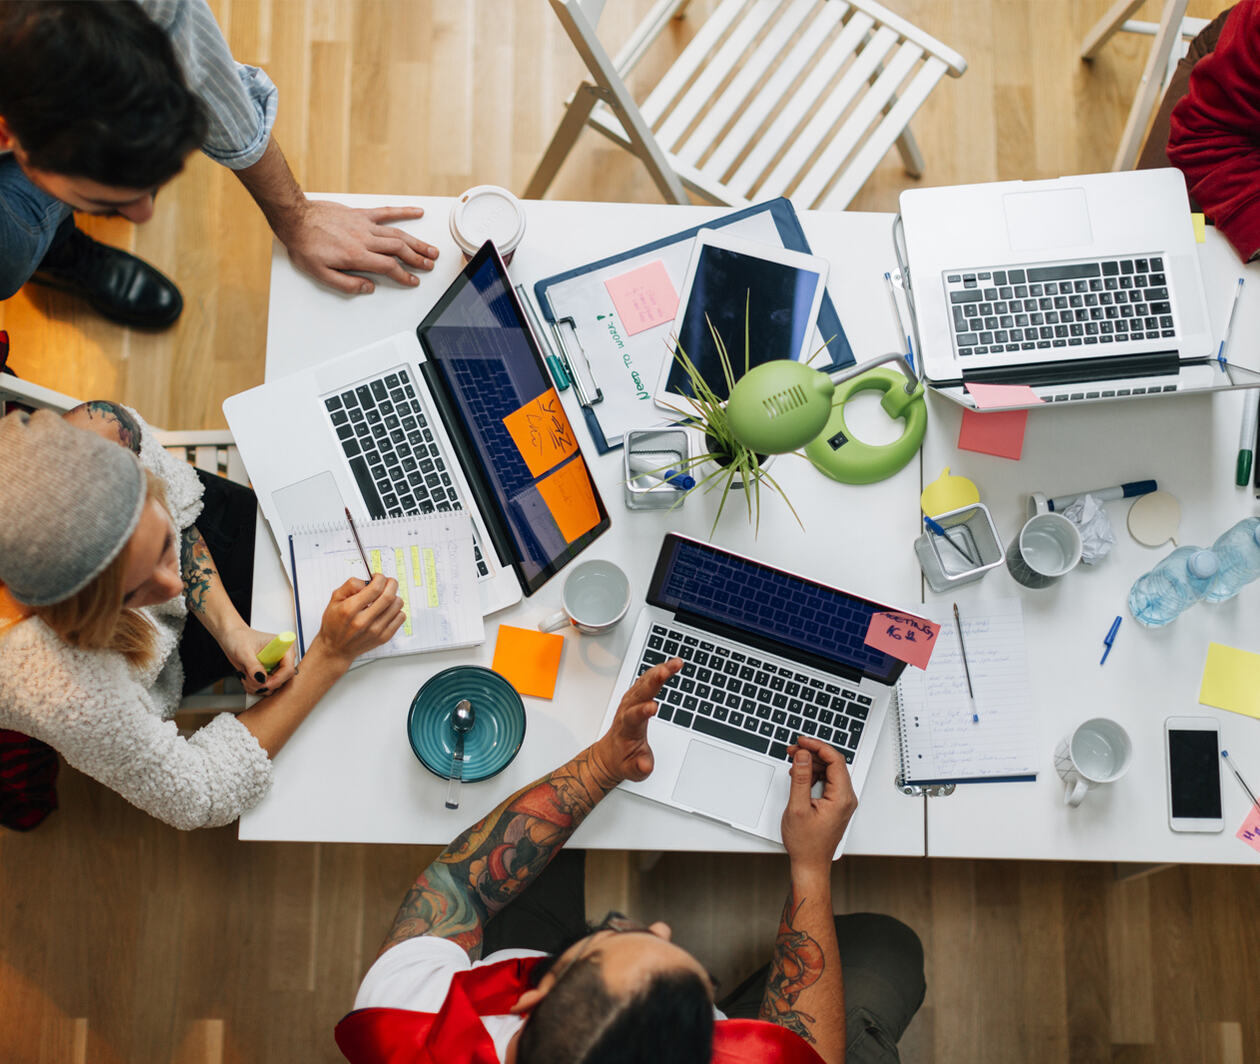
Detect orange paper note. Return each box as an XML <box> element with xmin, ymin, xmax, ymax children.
<box><xmin>492</xmin><ymin>624</ymin><xmax>565</xmax><ymax>699</ymax></box>
<box><xmin>503</xmin><ymin>388</ymin><xmax>579</xmax><ymax>477</ymax></box>
<box><xmin>957</xmin><ymin>407</ymin><xmax>1027</xmax><ymax>461</ymax></box>
<box><xmin>864</xmin><ymin>611</ymin><xmax>941</xmax><ymax>670</ymax></box>
<box><xmin>537</xmin><ymin>456</ymin><xmax>601</xmax><ymax>543</ymax></box>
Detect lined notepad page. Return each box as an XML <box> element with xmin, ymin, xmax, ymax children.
<box><xmin>897</xmin><ymin>598</ymin><xmax>1037</xmax><ymax>784</ymax></box>
<box><xmin>288</xmin><ymin>512</ymin><xmax>484</xmax><ymax>662</ymax></box>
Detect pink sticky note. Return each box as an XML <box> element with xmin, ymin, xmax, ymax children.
<box><xmin>864</xmin><ymin>611</ymin><xmax>941</xmax><ymax>670</ymax></box>
<box><xmin>958</xmin><ymin>407</ymin><xmax>1028</xmax><ymax>460</ymax></box>
<box><xmin>1236</xmin><ymin>805</ymin><xmax>1260</xmax><ymax>854</ymax></box>
<box><xmin>603</xmin><ymin>260</ymin><xmax>679</xmax><ymax>336</ymax></box>
<box><xmin>965</xmin><ymin>382</ymin><xmax>1044</xmax><ymax>410</ymax></box>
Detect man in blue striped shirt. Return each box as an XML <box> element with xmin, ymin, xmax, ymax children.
<box><xmin>0</xmin><ymin>0</ymin><xmax>439</xmax><ymax>328</ymax></box>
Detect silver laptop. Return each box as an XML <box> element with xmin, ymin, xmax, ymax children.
<box><xmin>598</xmin><ymin>533</ymin><xmax>907</xmax><ymax>855</ymax></box>
<box><xmin>225</xmin><ymin>242</ymin><xmax>610</xmax><ymax>617</ymax></box>
<box><xmin>896</xmin><ymin>168</ymin><xmax>1254</xmax><ymax>407</ymax></box>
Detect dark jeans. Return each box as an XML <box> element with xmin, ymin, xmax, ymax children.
<box><xmin>480</xmin><ymin>852</ymin><xmax>925</xmax><ymax>1064</ymax></box>
<box><xmin>178</xmin><ymin>469</ymin><xmax>258</xmax><ymax>696</ymax></box>
<box><xmin>1136</xmin><ymin>7</ymin><xmax>1234</xmax><ymax>180</ymax></box>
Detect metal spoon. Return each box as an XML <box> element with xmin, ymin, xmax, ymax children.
<box><xmin>444</xmin><ymin>699</ymin><xmax>475</xmax><ymax>810</ymax></box>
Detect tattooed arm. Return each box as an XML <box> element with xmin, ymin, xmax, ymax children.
<box><xmin>760</xmin><ymin>736</ymin><xmax>858</xmax><ymax>1064</ymax></box>
<box><xmin>378</xmin><ymin>658</ymin><xmax>684</xmax><ymax>959</ymax></box>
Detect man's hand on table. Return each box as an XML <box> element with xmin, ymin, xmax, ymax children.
<box><xmin>589</xmin><ymin>657</ymin><xmax>684</xmax><ymax>786</ymax></box>
<box><xmin>781</xmin><ymin>735</ymin><xmax>858</xmax><ymax>873</ymax></box>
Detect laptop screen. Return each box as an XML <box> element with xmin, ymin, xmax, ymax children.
<box><xmin>416</xmin><ymin>243</ymin><xmax>609</xmax><ymax>595</ymax></box>
<box><xmin>647</xmin><ymin>534</ymin><xmax>906</xmax><ymax>685</ymax></box>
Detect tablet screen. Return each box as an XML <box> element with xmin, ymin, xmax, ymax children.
<box><xmin>664</xmin><ymin>243</ymin><xmax>823</xmax><ymax>402</ymax></box>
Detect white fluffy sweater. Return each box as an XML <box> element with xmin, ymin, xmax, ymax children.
<box><xmin>0</xmin><ymin>410</ymin><xmax>272</xmax><ymax>829</ymax></box>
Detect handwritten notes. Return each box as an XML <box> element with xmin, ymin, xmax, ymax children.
<box><xmin>958</xmin><ymin>407</ymin><xmax>1027</xmax><ymax>461</ymax></box>
<box><xmin>1199</xmin><ymin>643</ymin><xmax>1260</xmax><ymax>719</ymax></box>
<box><xmin>865</xmin><ymin>611</ymin><xmax>941</xmax><ymax>670</ymax></box>
<box><xmin>503</xmin><ymin>389</ymin><xmax>579</xmax><ymax>477</ymax></box>
<box><xmin>964</xmin><ymin>382</ymin><xmax>1043</xmax><ymax>410</ymax></box>
<box><xmin>1237</xmin><ymin>805</ymin><xmax>1260</xmax><ymax>854</ymax></box>
<box><xmin>604</xmin><ymin>260</ymin><xmax>679</xmax><ymax>336</ymax></box>
<box><xmin>492</xmin><ymin>625</ymin><xmax>565</xmax><ymax>699</ymax></box>
<box><xmin>537</xmin><ymin>456</ymin><xmax>601</xmax><ymax>543</ymax></box>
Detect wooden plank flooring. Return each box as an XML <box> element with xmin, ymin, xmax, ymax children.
<box><xmin>3</xmin><ymin>2</ymin><xmax>1258</xmax><ymax>1060</ymax></box>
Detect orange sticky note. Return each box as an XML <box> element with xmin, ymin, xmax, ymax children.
<box><xmin>1237</xmin><ymin>805</ymin><xmax>1260</xmax><ymax>854</ymax></box>
<box><xmin>604</xmin><ymin>260</ymin><xmax>679</xmax><ymax>336</ymax></box>
<box><xmin>503</xmin><ymin>389</ymin><xmax>579</xmax><ymax>477</ymax></box>
<box><xmin>492</xmin><ymin>624</ymin><xmax>564</xmax><ymax>699</ymax></box>
<box><xmin>537</xmin><ymin>456</ymin><xmax>601</xmax><ymax>543</ymax></box>
<box><xmin>965</xmin><ymin>382</ymin><xmax>1043</xmax><ymax>410</ymax></box>
<box><xmin>958</xmin><ymin>407</ymin><xmax>1027</xmax><ymax>460</ymax></box>
<box><xmin>864</xmin><ymin>611</ymin><xmax>941</xmax><ymax>670</ymax></box>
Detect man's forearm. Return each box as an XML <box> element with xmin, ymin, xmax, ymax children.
<box><xmin>378</xmin><ymin>744</ymin><xmax>619</xmax><ymax>958</ymax></box>
<box><xmin>759</xmin><ymin>867</ymin><xmax>846</xmax><ymax>1064</ymax></box>
<box><xmin>232</xmin><ymin>135</ymin><xmax>306</xmax><ymax>238</ymax></box>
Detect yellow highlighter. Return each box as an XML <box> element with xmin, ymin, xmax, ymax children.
<box><xmin>258</xmin><ymin>631</ymin><xmax>297</xmax><ymax>672</ymax></box>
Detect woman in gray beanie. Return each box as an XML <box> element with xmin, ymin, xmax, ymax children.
<box><xmin>0</xmin><ymin>404</ymin><xmax>404</xmax><ymax>830</ymax></box>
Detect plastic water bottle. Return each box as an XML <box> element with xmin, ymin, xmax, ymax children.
<box><xmin>1205</xmin><ymin>517</ymin><xmax>1260</xmax><ymax>603</ymax></box>
<box><xmin>1127</xmin><ymin>546</ymin><xmax>1219</xmax><ymax>628</ymax></box>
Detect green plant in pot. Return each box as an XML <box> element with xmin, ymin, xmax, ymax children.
<box><xmin>660</xmin><ymin>295</ymin><xmax>804</xmax><ymax>537</ymax></box>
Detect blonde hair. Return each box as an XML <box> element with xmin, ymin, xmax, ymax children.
<box><xmin>34</xmin><ymin>470</ymin><xmax>168</xmax><ymax>668</ymax></box>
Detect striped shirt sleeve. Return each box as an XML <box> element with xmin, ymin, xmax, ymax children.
<box><xmin>134</xmin><ymin>0</ymin><xmax>278</xmax><ymax>170</ymax></box>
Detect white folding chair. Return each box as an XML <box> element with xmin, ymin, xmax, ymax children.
<box><xmin>525</xmin><ymin>0</ymin><xmax>966</xmax><ymax>211</ymax></box>
<box><xmin>1080</xmin><ymin>0</ymin><xmax>1209</xmax><ymax>171</ymax></box>
<box><xmin>0</xmin><ymin>373</ymin><xmax>249</xmax><ymax>711</ymax></box>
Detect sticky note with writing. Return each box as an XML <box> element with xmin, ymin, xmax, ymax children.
<box><xmin>864</xmin><ymin>611</ymin><xmax>941</xmax><ymax>670</ymax></box>
<box><xmin>604</xmin><ymin>260</ymin><xmax>679</xmax><ymax>336</ymax></box>
<box><xmin>1236</xmin><ymin>804</ymin><xmax>1260</xmax><ymax>854</ymax></box>
<box><xmin>503</xmin><ymin>388</ymin><xmax>579</xmax><ymax>478</ymax></box>
<box><xmin>537</xmin><ymin>456</ymin><xmax>601</xmax><ymax>543</ymax></box>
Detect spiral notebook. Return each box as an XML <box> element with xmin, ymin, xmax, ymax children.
<box><xmin>286</xmin><ymin>512</ymin><xmax>484</xmax><ymax>663</ymax></box>
<box><xmin>894</xmin><ymin>598</ymin><xmax>1037</xmax><ymax>787</ymax></box>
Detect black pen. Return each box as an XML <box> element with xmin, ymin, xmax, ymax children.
<box><xmin>345</xmin><ymin>507</ymin><xmax>373</xmax><ymax>579</ymax></box>
<box><xmin>953</xmin><ymin>602</ymin><xmax>978</xmax><ymax>723</ymax></box>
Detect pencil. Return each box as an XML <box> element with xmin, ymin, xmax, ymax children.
<box><xmin>953</xmin><ymin>602</ymin><xmax>979</xmax><ymax>723</ymax></box>
<box><xmin>344</xmin><ymin>507</ymin><xmax>373</xmax><ymax>579</ymax></box>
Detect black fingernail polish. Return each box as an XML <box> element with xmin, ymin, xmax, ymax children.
<box><xmin>254</xmin><ymin>671</ymin><xmax>265</xmax><ymax>682</ymax></box>
<box><xmin>258</xmin><ymin>687</ymin><xmax>269</xmax><ymax>695</ymax></box>
<box><xmin>237</xmin><ymin>672</ymin><xmax>245</xmax><ymax>679</ymax></box>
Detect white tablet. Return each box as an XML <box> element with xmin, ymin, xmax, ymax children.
<box><xmin>654</xmin><ymin>228</ymin><xmax>830</xmax><ymax>415</ymax></box>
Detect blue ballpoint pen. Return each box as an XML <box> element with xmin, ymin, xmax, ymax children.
<box><xmin>1100</xmin><ymin>616</ymin><xmax>1121</xmax><ymax>665</ymax></box>
<box><xmin>924</xmin><ymin>514</ymin><xmax>976</xmax><ymax>565</ymax></box>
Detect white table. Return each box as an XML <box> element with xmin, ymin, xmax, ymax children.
<box><xmin>239</xmin><ymin>197</ymin><xmax>928</xmax><ymax>855</ymax></box>
<box><xmin>920</xmin><ymin>229</ymin><xmax>1260</xmax><ymax>864</ymax></box>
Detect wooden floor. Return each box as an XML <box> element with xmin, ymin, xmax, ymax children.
<box><xmin>3</xmin><ymin>1</ymin><xmax>1257</xmax><ymax>1061</ymax></box>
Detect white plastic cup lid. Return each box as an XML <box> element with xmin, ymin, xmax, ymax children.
<box><xmin>449</xmin><ymin>185</ymin><xmax>526</xmax><ymax>257</ymax></box>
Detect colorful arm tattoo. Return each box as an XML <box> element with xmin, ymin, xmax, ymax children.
<box><xmin>378</xmin><ymin>748</ymin><xmax>619</xmax><ymax>957</ymax></box>
<box><xmin>180</xmin><ymin>526</ymin><xmax>216</xmax><ymax>616</ymax></box>
<box><xmin>81</xmin><ymin>400</ymin><xmax>142</xmax><ymax>454</ymax></box>
<box><xmin>758</xmin><ymin>888</ymin><xmax>826</xmax><ymax>1043</ymax></box>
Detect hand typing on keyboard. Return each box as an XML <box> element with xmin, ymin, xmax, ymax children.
<box><xmin>589</xmin><ymin>657</ymin><xmax>685</xmax><ymax>786</ymax></box>
<box><xmin>780</xmin><ymin>736</ymin><xmax>858</xmax><ymax>874</ymax></box>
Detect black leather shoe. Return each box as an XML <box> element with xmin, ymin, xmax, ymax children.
<box><xmin>31</xmin><ymin>228</ymin><xmax>182</xmax><ymax>328</ymax></box>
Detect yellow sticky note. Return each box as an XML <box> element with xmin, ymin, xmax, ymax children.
<box><xmin>1192</xmin><ymin>212</ymin><xmax>1206</xmax><ymax>243</ymax></box>
<box><xmin>492</xmin><ymin>624</ymin><xmax>565</xmax><ymax>699</ymax></box>
<box><xmin>502</xmin><ymin>388</ymin><xmax>579</xmax><ymax>477</ymax></box>
<box><xmin>1199</xmin><ymin>642</ymin><xmax>1260</xmax><ymax>718</ymax></box>
<box><xmin>394</xmin><ymin>549</ymin><xmax>412</xmax><ymax>635</ymax></box>
<box><xmin>423</xmin><ymin>548</ymin><xmax>439</xmax><ymax>608</ymax></box>
<box><xmin>536</xmin><ymin>456</ymin><xmax>601</xmax><ymax>543</ymax></box>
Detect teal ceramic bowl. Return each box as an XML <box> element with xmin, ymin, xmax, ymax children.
<box><xmin>407</xmin><ymin>666</ymin><xmax>526</xmax><ymax>783</ymax></box>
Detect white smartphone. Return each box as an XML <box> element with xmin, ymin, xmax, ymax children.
<box><xmin>1165</xmin><ymin>716</ymin><xmax>1224</xmax><ymax>833</ymax></box>
<box><xmin>654</xmin><ymin>228</ymin><xmax>829</xmax><ymax>416</ymax></box>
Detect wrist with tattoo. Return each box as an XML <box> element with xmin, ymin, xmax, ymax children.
<box><xmin>180</xmin><ymin>526</ymin><xmax>216</xmax><ymax>616</ymax></box>
<box><xmin>759</xmin><ymin>885</ymin><xmax>827</xmax><ymax>1044</ymax></box>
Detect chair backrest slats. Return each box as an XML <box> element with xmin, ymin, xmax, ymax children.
<box><xmin>640</xmin><ymin>0</ymin><xmax>750</xmax><ymax>127</ymax></box>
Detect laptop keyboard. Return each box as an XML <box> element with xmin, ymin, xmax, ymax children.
<box><xmin>323</xmin><ymin>369</ymin><xmax>488</xmax><ymax>577</ymax></box>
<box><xmin>637</xmin><ymin>623</ymin><xmax>871</xmax><ymax>765</ymax></box>
<box><xmin>944</xmin><ymin>257</ymin><xmax>1174</xmax><ymax>359</ymax></box>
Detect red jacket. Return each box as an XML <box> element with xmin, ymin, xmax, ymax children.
<box><xmin>1168</xmin><ymin>2</ymin><xmax>1260</xmax><ymax>259</ymax></box>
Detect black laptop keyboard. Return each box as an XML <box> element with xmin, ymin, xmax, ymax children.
<box><xmin>944</xmin><ymin>256</ymin><xmax>1175</xmax><ymax>359</ymax></box>
<box><xmin>323</xmin><ymin>368</ymin><xmax>488</xmax><ymax>577</ymax></box>
<box><xmin>637</xmin><ymin>623</ymin><xmax>871</xmax><ymax>765</ymax></box>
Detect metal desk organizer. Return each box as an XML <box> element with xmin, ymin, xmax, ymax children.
<box><xmin>623</xmin><ymin>427</ymin><xmax>690</xmax><ymax>509</ymax></box>
<box><xmin>914</xmin><ymin>502</ymin><xmax>1004</xmax><ymax>591</ymax></box>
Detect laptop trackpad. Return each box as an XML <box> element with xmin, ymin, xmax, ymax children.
<box><xmin>1004</xmin><ymin>187</ymin><xmax>1092</xmax><ymax>251</ymax></box>
<box><xmin>671</xmin><ymin>741</ymin><xmax>774</xmax><ymax>827</ymax></box>
<box><xmin>273</xmin><ymin>470</ymin><xmax>344</xmax><ymax>534</ymax></box>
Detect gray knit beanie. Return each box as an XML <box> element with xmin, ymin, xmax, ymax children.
<box><xmin>0</xmin><ymin>409</ymin><xmax>148</xmax><ymax>606</ymax></box>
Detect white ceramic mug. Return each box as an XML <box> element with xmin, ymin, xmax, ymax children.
<box><xmin>539</xmin><ymin>559</ymin><xmax>631</xmax><ymax>635</ymax></box>
<box><xmin>1006</xmin><ymin>511</ymin><xmax>1082</xmax><ymax>588</ymax></box>
<box><xmin>1054</xmin><ymin>718</ymin><xmax>1133</xmax><ymax>806</ymax></box>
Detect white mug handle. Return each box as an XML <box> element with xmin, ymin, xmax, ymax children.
<box><xmin>1064</xmin><ymin>777</ymin><xmax>1089</xmax><ymax>807</ymax></box>
<box><xmin>539</xmin><ymin>611</ymin><xmax>570</xmax><ymax>633</ymax></box>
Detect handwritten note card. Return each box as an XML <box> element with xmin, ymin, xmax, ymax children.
<box><xmin>865</xmin><ymin>611</ymin><xmax>941</xmax><ymax>670</ymax></box>
<box><xmin>957</xmin><ymin>407</ymin><xmax>1027</xmax><ymax>461</ymax></box>
<box><xmin>1237</xmin><ymin>805</ymin><xmax>1260</xmax><ymax>854</ymax></box>
<box><xmin>503</xmin><ymin>389</ymin><xmax>579</xmax><ymax>478</ymax></box>
<box><xmin>537</xmin><ymin>456</ymin><xmax>601</xmax><ymax>543</ymax></box>
<box><xmin>604</xmin><ymin>260</ymin><xmax>679</xmax><ymax>336</ymax></box>
<box><xmin>1199</xmin><ymin>643</ymin><xmax>1260</xmax><ymax>719</ymax></box>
